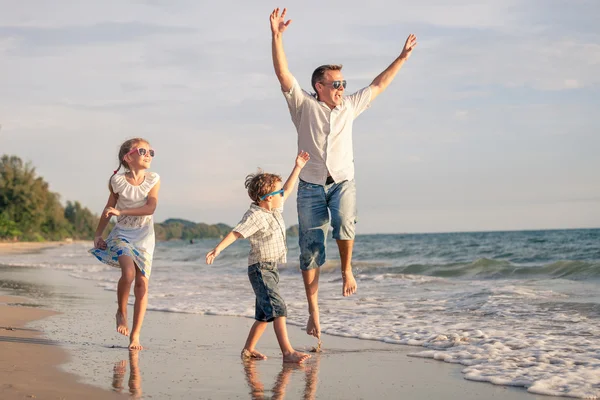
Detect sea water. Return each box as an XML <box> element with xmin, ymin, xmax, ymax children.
<box><xmin>1</xmin><ymin>228</ymin><xmax>599</xmax><ymax>398</ymax></box>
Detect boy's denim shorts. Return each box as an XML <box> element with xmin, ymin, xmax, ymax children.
<box><xmin>297</xmin><ymin>179</ymin><xmax>357</xmax><ymax>271</ymax></box>
<box><xmin>247</xmin><ymin>262</ymin><xmax>287</xmax><ymax>322</ymax></box>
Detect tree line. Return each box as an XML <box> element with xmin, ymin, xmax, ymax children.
<box><xmin>0</xmin><ymin>155</ymin><xmax>232</xmax><ymax>241</ymax></box>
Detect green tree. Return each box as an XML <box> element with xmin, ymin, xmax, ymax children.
<box><xmin>64</xmin><ymin>201</ymin><xmax>99</xmax><ymax>240</ymax></box>
<box><xmin>0</xmin><ymin>214</ymin><xmax>21</xmax><ymax>239</ymax></box>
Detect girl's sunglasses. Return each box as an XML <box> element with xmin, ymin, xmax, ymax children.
<box><xmin>126</xmin><ymin>147</ymin><xmax>155</xmax><ymax>158</ymax></box>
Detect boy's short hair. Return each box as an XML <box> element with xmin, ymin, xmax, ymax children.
<box><xmin>245</xmin><ymin>170</ymin><xmax>282</xmax><ymax>204</ymax></box>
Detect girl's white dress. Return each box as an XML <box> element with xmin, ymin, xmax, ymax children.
<box><xmin>89</xmin><ymin>172</ymin><xmax>160</xmax><ymax>278</ymax></box>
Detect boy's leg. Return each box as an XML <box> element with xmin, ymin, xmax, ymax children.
<box><xmin>273</xmin><ymin>317</ymin><xmax>310</xmax><ymax>364</ymax></box>
<box><xmin>297</xmin><ymin>180</ymin><xmax>329</xmax><ymax>338</ymax></box>
<box><xmin>242</xmin><ymin>321</ymin><xmax>268</xmax><ymax>359</ymax></box>
<box><xmin>117</xmin><ymin>255</ymin><xmax>136</xmax><ymax>337</ymax></box>
<box><xmin>328</xmin><ymin>179</ymin><xmax>358</xmax><ymax>297</ymax></box>
<box><xmin>129</xmin><ymin>266</ymin><xmax>148</xmax><ymax>350</ymax></box>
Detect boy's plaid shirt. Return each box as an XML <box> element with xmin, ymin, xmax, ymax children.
<box><xmin>233</xmin><ymin>204</ymin><xmax>287</xmax><ymax>265</ymax></box>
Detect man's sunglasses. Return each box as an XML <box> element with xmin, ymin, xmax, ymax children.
<box><xmin>126</xmin><ymin>147</ymin><xmax>155</xmax><ymax>158</ymax></box>
<box><xmin>321</xmin><ymin>80</ymin><xmax>347</xmax><ymax>90</ymax></box>
<box><xmin>260</xmin><ymin>189</ymin><xmax>284</xmax><ymax>201</ymax></box>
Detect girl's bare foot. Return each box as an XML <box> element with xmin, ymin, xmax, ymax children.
<box><xmin>241</xmin><ymin>348</ymin><xmax>267</xmax><ymax>360</ymax></box>
<box><xmin>129</xmin><ymin>335</ymin><xmax>143</xmax><ymax>350</ymax></box>
<box><xmin>283</xmin><ymin>351</ymin><xmax>310</xmax><ymax>364</ymax></box>
<box><xmin>116</xmin><ymin>311</ymin><xmax>129</xmax><ymax>336</ymax></box>
<box><xmin>342</xmin><ymin>269</ymin><xmax>357</xmax><ymax>296</ymax></box>
<box><xmin>306</xmin><ymin>313</ymin><xmax>320</xmax><ymax>338</ymax></box>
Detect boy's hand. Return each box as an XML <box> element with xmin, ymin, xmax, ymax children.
<box><xmin>206</xmin><ymin>248</ymin><xmax>221</xmax><ymax>265</ymax></box>
<box><xmin>296</xmin><ymin>151</ymin><xmax>310</xmax><ymax>169</ymax></box>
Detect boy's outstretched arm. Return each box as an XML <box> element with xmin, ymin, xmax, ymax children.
<box><xmin>369</xmin><ymin>34</ymin><xmax>418</xmax><ymax>102</ymax></box>
<box><xmin>270</xmin><ymin>8</ymin><xmax>295</xmax><ymax>92</ymax></box>
<box><xmin>282</xmin><ymin>151</ymin><xmax>310</xmax><ymax>201</ymax></box>
<box><xmin>206</xmin><ymin>231</ymin><xmax>242</xmax><ymax>264</ymax></box>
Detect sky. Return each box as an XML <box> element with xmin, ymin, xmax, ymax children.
<box><xmin>0</xmin><ymin>0</ymin><xmax>599</xmax><ymax>234</ymax></box>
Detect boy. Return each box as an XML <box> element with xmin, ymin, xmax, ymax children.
<box><xmin>206</xmin><ymin>151</ymin><xmax>311</xmax><ymax>364</ymax></box>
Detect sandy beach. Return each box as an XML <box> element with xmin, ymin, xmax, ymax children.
<box><xmin>0</xmin><ymin>245</ymin><xmax>550</xmax><ymax>399</ymax></box>
<box><xmin>0</xmin><ymin>241</ymin><xmax>71</xmax><ymax>255</ymax></box>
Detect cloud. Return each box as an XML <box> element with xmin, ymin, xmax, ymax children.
<box><xmin>0</xmin><ymin>0</ymin><xmax>598</xmax><ymax>232</ymax></box>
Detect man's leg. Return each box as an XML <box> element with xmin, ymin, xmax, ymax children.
<box><xmin>301</xmin><ymin>267</ymin><xmax>320</xmax><ymax>337</ymax></box>
<box><xmin>336</xmin><ymin>239</ymin><xmax>357</xmax><ymax>296</ymax></box>
<box><xmin>297</xmin><ymin>180</ymin><xmax>329</xmax><ymax>338</ymax></box>
<box><xmin>328</xmin><ymin>179</ymin><xmax>358</xmax><ymax>296</ymax></box>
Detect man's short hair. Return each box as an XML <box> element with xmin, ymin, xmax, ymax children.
<box><xmin>311</xmin><ymin>64</ymin><xmax>343</xmax><ymax>93</ymax></box>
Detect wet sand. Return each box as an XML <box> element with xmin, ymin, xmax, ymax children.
<box><xmin>0</xmin><ymin>296</ymin><xmax>124</xmax><ymax>399</ymax></box>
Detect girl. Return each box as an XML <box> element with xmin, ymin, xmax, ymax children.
<box><xmin>90</xmin><ymin>137</ymin><xmax>160</xmax><ymax>350</ymax></box>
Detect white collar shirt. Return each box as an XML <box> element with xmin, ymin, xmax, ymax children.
<box><xmin>282</xmin><ymin>78</ymin><xmax>371</xmax><ymax>185</ymax></box>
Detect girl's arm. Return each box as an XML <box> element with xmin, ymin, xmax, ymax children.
<box><xmin>104</xmin><ymin>181</ymin><xmax>161</xmax><ymax>218</ymax></box>
<box><xmin>206</xmin><ymin>231</ymin><xmax>242</xmax><ymax>265</ymax></box>
<box><xmin>94</xmin><ymin>192</ymin><xmax>118</xmax><ymax>248</ymax></box>
<box><xmin>282</xmin><ymin>151</ymin><xmax>310</xmax><ymax>201</ymax></box>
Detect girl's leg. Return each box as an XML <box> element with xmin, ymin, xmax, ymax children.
<box><xmin>273</xmin><ymin>317</ymin><xmax>310</xmax><ymax>364</ymax></box>
<box><xmin>242</xmin><ymin>321</ymin><xmax>268</xmax><ymax>359</ymax></box>
<box><xmin>117</xmin><ymin>256</ymin><xmax>136</xmax><ymax>336</ymax></box>
<box><xmin>129</xmin><ymin>266</ymin><xmax>148</xmax><ymax>350</ymax></box>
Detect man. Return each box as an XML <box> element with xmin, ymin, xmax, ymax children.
<box><xmin>270</xmin><ymin>7</ymin><xmax>417</xmax><ymax>339</ymax></box>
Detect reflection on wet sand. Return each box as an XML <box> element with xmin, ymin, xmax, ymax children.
<box><xmin>242</xmin><ymin>355</ymin><xmax>320</xmax><ymax>400</ymax></box>
<box><xmin>112</xmin><ymin>350</ymin><xmax>142</xmax><ymax>398</ymax></box>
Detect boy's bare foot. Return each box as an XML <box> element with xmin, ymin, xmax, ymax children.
<box><xmin>129</xmin><ymin>335</ymin><xmax>143</xmax><ymax>350</ymax></box>
<box><xmin>116</xmin><ymin>311</ymin><xmax>129</xmax><ymax>336</ymax></box>
<box><xmin>241</xmin><ymin>348</ymin><xmax>267</xmax><ymax>360</ymax></box>
<box><xmin>283</xmin><ymin>351</ymin><xmax>311</xmax><ymax>364</ymax></box>
<box><xmin>306</xmin><ymin>313</ymin><xmax>321</xmax><ymax>338</ymax></box>
<box><xmin>342</xmin><ymin>269</ymin><xmax>357</xmax><ymax>297</ymax></box>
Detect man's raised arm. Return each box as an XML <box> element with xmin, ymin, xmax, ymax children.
<box><xmin>369</xmin><ymin>33</ymin><xmax>418</xmax><ymax>102</ymax></box>
<box><xmin>270</xmin><ymin>8</ymin><xmax>295</xmax><ymax>92</ymax></box>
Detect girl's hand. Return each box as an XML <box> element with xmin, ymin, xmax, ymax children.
<box><xmin>94</xmin><ymin>236</ymin><xmax>107</xmax><ymax>250</ymax></box>
<box><xmin>206</xmin><ymin>248</ymin><xmax>221</xmax><ymax>265</ymax></box>
<box><xmin>296</xmin><ymin>150</ymin><xmax>310</xmax><ymax>169</ymax></box>
<box><xmin>104</xmin><ymin>207</ymin><xmax>121</xmax><ymax>218</ymax></box>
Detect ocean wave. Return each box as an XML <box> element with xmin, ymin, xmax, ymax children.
<box><xmin>330</xmin><ymin>258</ymin><xmax>600</xmax><ymax>281</ymax></box>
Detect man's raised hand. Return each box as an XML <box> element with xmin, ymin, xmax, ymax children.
<box><xmin>400</xmin><ymin>34</ymin><xmax>418</xmax><ymax>60</ymax></box>
<box><xmin>270</xmin><ymin>8</ymin><xmax>292</xmax><ymax>35</ymax></box>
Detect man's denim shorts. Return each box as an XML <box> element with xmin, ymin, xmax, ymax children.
<box><xmin>296</xmin><ymin>179</ymin><xmax>357</xmax><ymax>271</ymax></box>
<box><xmin>247</xmin><ymin>262</ymin><xmax>287</xmax><ymax>322</ymax></box>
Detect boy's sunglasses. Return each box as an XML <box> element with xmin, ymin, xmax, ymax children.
<box><xmin>321</xmin><ymin>80</ymin><xmax>347</xmax><ymax>90</ymax></box>
<box><xmin>260</xmin><ymin>189</ymin><xmax>284</xmax><ymax>201</ymax></box>
<box><xmin>126</xmin><ymin>147</ymin><xmax>155</xmax><ymax>158</ymax></box>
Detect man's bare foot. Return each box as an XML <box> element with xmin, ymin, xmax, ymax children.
<box><xmin>342</xmin><ymin>269</ymin><xmax>357</xmax><ymax>297</ymax></box>
<box><xmin>306</xmin><ymin>313</ymin><xmax>321</xmax><ymax>338</ymax></box>
<box><xmin>241</xmin><ymin>348</ymin><xmax>267</xmax><ymax>360</ymax></box>
<box><xmin>116</xmin><ymin>311</ymin><xmax>129</xmax><ymax>336</ymax></box>
<box><xmin>129</xmin><ymin>335</ymin><xmax>143</xmax><ymax>350</ymax></box>
<box><xmin>283</xmin><ymin>351</ymin><xmax>311</xmax><ymax>364</ymax></box>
